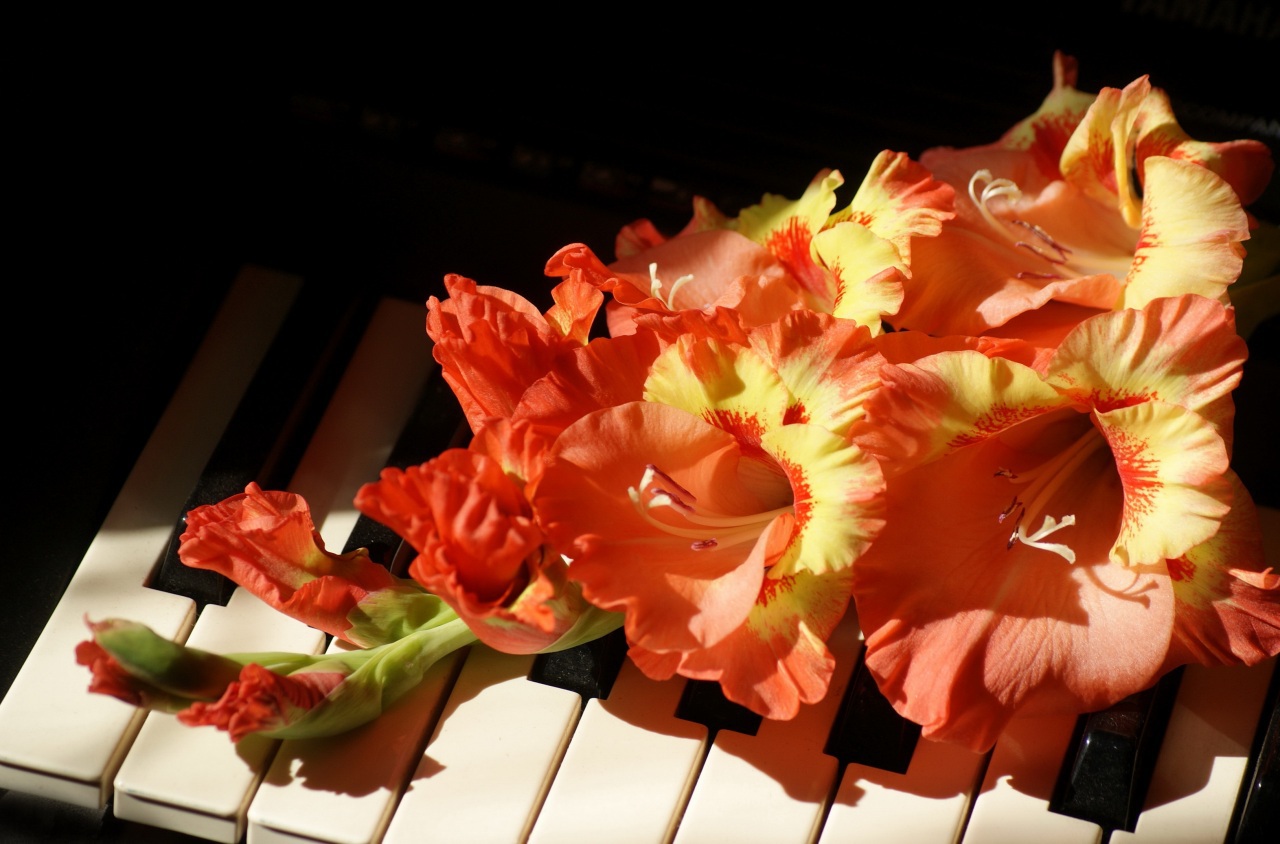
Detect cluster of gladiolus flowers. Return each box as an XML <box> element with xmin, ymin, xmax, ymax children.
<box><xmin>79</xmin><ymin>52</ymin><xmax>1280</xmax><ymax>753</ymax></box>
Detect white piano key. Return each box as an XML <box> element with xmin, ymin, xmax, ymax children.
<box><xmin>1107</xmin><ymin>662</ymin><xmax>1276</xmax><ymax>844</ymax></box>
<box><xmin>381</xmin><ymin>647</ymin><xmax>583</xmax><ymax>844</ymax></box>
<box><xmin>111</xmin><ymin>589</ymin><xmax>328</xmax><ymax>843</ymax></box>
<box><xmin>671</xmin><ymin>612</ymin><xmax>862</xmax><ymax>844</ymax></box>
<box><xmin>820</xmin><ymin>733</ymin><xmax>988</xmax><ymax>844</ymax></box>
<box><xmin>527</xmin><ymin>659</ymin><xmax>708</xmax><ymax>844</ymax></box>
<box><xmin>0</xmin><ymin>266</ymin><xmax>301</xmax><ymax>808</ymax></box>
<box><xmin>961</xmin><ymin>712</ymin><xmax>1103</xmax><ymax>844</ymax></box>
<box><xmin>246</xmin><ymin>640</ymin><xmax>468</xmax><ymax>844</ymax></box>
<box><xmin>153</xmin><ymin>293</ymin><xmax>436</xmax><ymax>844</ymax></box>
<box><xmin>284</xmin><ymin>297</ymin><xmax>436</xmax><ymax>549</ymax></box>
<box><xmin>1107</xmin><ymin>504</ymin><xmax>1280</xmax><ymax>844</ymax></box>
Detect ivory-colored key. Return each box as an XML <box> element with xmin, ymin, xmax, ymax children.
<box><xmin>0</xmin><ymin>266</ymin><xmax>301</xmax><ymax>808</ymax></box>
<box><xmin>527</xmin><ymin>660</ymin><xmax>708</xmax><ymax>843</ymax></box>
<box><xmin>1108</xmin><ymin>659</ymin><xmax>1276</xmax><ymax>844</ymax></box>
<box><xmin>111</xmin><ymin>589</ymin><xmax>328</xmax><ymax>843</ymax></box>
<box><xmin>961</xmin><ymin>711</ymin><xmax>1103</xmax><ymax>844</ymax></box>
<box><xmin>1109</xmin><ymin>505</ymin><xmax>1280</xmax><ymax>844</ymax></box>
<box><xmin>820</xmin><ymin>732</ymin><xmax>988</xmax><ymax>844</ymax></box>
<box><xmin>671</xmin><ymin>611</ymin><xmax>862</xmax><ymax>844</ymax></box>
<box><xmin>235</xmin><ymin>294</ymin><xmax>446</xmax><ymax>844</ymax></box>
<box><xmin>247</xmin><ymin>640</ymin><xmax>468</xmax><ymax>844</ymax></box>
<box><xmin>283</xmin><ymin>296</ymin><xmax>436</xmax><ymax>549</ymax></box>
<box><xmin>381</xmin><ymin>647</ymin><xmax>583</xmax><ymax>844</ymax></box>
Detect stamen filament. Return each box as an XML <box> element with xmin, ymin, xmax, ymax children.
<box><xmin>648</xmin><ymin>263</ymin><xmax>694</xmax><ymax>309</ymax></box>
<box><xmin>968</xmin><ymin>170</ymin><xmax>1134</xmax><ymax>278</ymax></box>
<box><xmin>1014</xmin><ymin>428</ymin><xmax>1104</xmax><ymax>521</ymax></box>
<box><xmin>628</xmin><ymin>463</ymin><xmax>794</xmax><ymax>550</ymax></box>
<box><xmin>998</xmin><ymin>426</ymin><xmax>1105</xmax><ymax>563</ymax></box>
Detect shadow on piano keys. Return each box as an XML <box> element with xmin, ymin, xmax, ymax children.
<box><xmin>1</xmin><ymin>264</ymin><xmax>1277</xmax><ymax>843</ymax></box>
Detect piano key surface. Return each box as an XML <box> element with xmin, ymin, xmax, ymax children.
<box><xmin>0</xmin><ymin>266</ymin><xmax>302</xmax><ymax>807</ymax></box>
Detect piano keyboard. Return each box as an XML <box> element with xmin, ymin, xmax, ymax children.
<box><xmin>2</xmin><ymin>264</ymin><xmax>1277</xmax><ymax>844</ymax></box>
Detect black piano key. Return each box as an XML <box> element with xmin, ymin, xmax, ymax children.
<box><xmin>824</xmin><ymin>646</ymin><xmax>921</xmax><ymax>774</ymax></box>
<box><xmin>1049</xmin><ymin>667</ymin><xmax>1183</xmax><ymax>835</ymax></box>
<box><xmin>529</xmin><ymin>627</ymin><xmax>629</xmax><ymax>701</ymax></box>
<box><xmin>675</xmin><ymin>679</ymin><xmax>763</xmax><ymax>737</ymax></box>
<box><xmin>149</xmin><ymin>282</ymin><xmax>381</xmax><ymax>609</ymax></box>
<box><xmin>1231</xmin><ymin>660</ymin><xmax>1280</xmax><ymax>844</ymax></box>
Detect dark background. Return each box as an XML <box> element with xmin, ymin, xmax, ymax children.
<box><xmin>4</xmin><ymin>4</ymin><xmax>1278</xmax><ymax>698</ymax></box>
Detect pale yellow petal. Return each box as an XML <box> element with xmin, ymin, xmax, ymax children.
<box><xmin>813</xmin><ymin>221</ymin><xmax>905</xmax><ymax>330</ymax></box>
<box><xmin>1095</xmin><ymin>401</ymin><xmax>1232</xmax><ymax>567</ymax></box>
<box><xmin>1121</xmin><ymin>157</ymin><xmax>1250</xmax><ymax>309</ymax></box>
<box><xmin>760</xmin><ymin>423</ymin><xmax>884</xmax><ymax>577</ymax></box>
<box><xmin>643</xmin><ymin>337</ymin><xmax>790</xmax><ymax>441</ymax></box>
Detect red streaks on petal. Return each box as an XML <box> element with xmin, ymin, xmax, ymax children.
<box><xmin>948</xmin><ymin>404</ymin><xmax>1051</xmax><ymax>449</ymax></box>
<box><xmin>770</xmin><ymin>452</ymin><xmax>812</xmax><ymax>544</ymax></box>
<box><xmin>1086</xmin><ymin>389</ymin><xmax>1155</xmax><ymax>413</ymax></box>
<box><xmin>783</xmin><ymin>402</ymin><xmax>809</xmax><ymax>425</ymax></box>
<box><xmin>764</xmin><ymin>219</ymin><xmax>826</xmax><ymax>298</ymax></box>
<box><xmin>707</xmin><ymin>408</ymin><xmax>768</xmax><ymax>456</ymax></box>
<box><xmin>1029</xmin><ymin>114</ymin><xmax>1078</xmax><ymax>179</ymax></box>
<box><xmin>1110</xmin><ymin>427</ymin><xmax>1159</xmax><ymax>522</ymax></box>
<box><xmin>1168</xmin><ymin>556</ymin><xmax>1195</xmax><ymax>582</ymax></box>
<box><xmin>759</xmin><ymin>571</ymin><xmax>797</xmax><ymax>607</ymax></box>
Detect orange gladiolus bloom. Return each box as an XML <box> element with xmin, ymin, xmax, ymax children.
<box><xmin>178</xmin><ymin>483</ymin><xmax>434</xmax><ymax>648</ymax></box>
<box><xmin>895</xmin><ymin>51</ymin><xmax>1272</xmax><ymax>344</ymax></box>
<box><xmin>548</xmin><ymin>153</ymin><xmax>953</xmax><ymax>339</ymax></box>
<box><xmin>355</xmin><ymin>418</ymin><xmax>618</xmax><ymax>654</ymax></box>
<box><xmin>851</xmin><ymin>294</ymin><xmax>1280</xmax><ymax>751</ymax></box>
<box><xmin>427</xmin><ymin>273</ymin><xmax>603</xmax><ymax>433</ymax></box>
<box><xmin>178</xmin><ymin>663</ymin><xmax>345</xmax><ymax>742</ymax></box>
<box><xmin>535</xmin><ymin>310</ymin><xmax>886</xmax><ymax>718</ymax></box>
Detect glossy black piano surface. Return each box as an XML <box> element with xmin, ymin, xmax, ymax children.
<box><xmin>5</xmin><ymin>6</ymin><xmax>1279</xmax><ymax>841</ymax></box>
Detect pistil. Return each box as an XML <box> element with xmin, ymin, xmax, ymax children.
<box><xmin>995</xmin><ymin>427</ymin><xmax>1106</xmax><ymax>563</ymax></box>
<box><xmin>628</xmin><ymin>464</ymin><xmax>793</xmax><ymax>551</ymax></box>
<box><xmin>967</xmin><ymin>170</ymin><xmax>1134</xmax><ymax>278</ymax></box>
<box><xmin>648</xmin><ymin>263</ymin><xmax>693</xmax><ymax>309</ymax></box>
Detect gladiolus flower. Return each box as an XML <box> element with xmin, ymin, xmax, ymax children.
<box><xmin>76</xmin><ymin>617</ymin><xmax>244</xmax><ymax>711</ymax></box>
<box><xmin>895</xmin><ymin>51</ymin><xmax>1272</xmax><ymax>343</ymax></box>
<box><xmin>427</xmin><ymin>273</ymin><xmax>603</xmax><ymax>433</ymax></box>
<box><xmin>77</xmin><ymin>616</ymin><xmax>477</xmax><ymax>742</ymax></box>
<box><xmin>549</xmin><ymin>154</ymin><xmax>953</xmax><ymax>338</ymax></box>
<box><xmin>535</xmin><ymin>310</ymin><xmax>886</xmax><ymax>718</ymax></box>
<box><xmin>177</xmin><ymin>482</ymin><xmax>444</xmax><ymax>648</ymax></box>
<box><xmin>851</xmin><ymin>293</ymin><xmax>1280</xmax><ymax>751</ymax></box>
<box><xmin>355</xmin><ymin>417</ymin><xmax>622</xmax><ymax>654</ymax></box>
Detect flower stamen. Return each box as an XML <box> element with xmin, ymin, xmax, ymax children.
<box><xmin>995</xmin><ymin>427</ymin><xmax>1104</xmax><ymax>563</ymax></box>
<box><xmin>968</xmin><ymin>170</ymin><xmax>1071</xmax><ymax>278</ymax></box>
<box><xmin>628</xmin><ymin>463</ymin><xmax>792</xmax><ymax>551</ymax></box>
<box><xmin>648</xmin><ymin>263</ymin><xmax>694</xmax><ymax>309</ymax></box>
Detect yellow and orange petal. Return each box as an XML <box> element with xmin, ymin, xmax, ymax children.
<box><xmin>1049</xmin><ymin>294</ymin><xmax>1246</xmax><ymax>443</ymax></box>
<box><xmin>1164</xmin><ymin>473</ymin><xmax>1280</xmax><ymax>669</ymax></box>
<box><xmin>427</xmin><ymin>274</ymin><xmax>601</xmax><ymax>431</ymax></box>
<box><xmin>536</xmin><ymin>401</ymin><xmax>778</xmax><ymax>653</ymax></box>
<box><xmin>852</xmin><ymin>413</ymin><xmax>1175</xmax><ymax>751</ymax></box>
<box><xmin>731</xmin><ymin>169</ymin><xmax>845</xmax><ymax>305</ymax></box>
<box><xmin>1121</xmin><ymin>157</ymin><xmax>1250</xmax><ymax>309</ymax></box>
<box><xmin>747</xmin><ymin>309</ymin><xmax>885</xmax><ymax>436</ymax></box>
<box><xmin>630</xmin><ymin>568</ymin><xmax>853</xmax><ymax>720</ymax></box>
